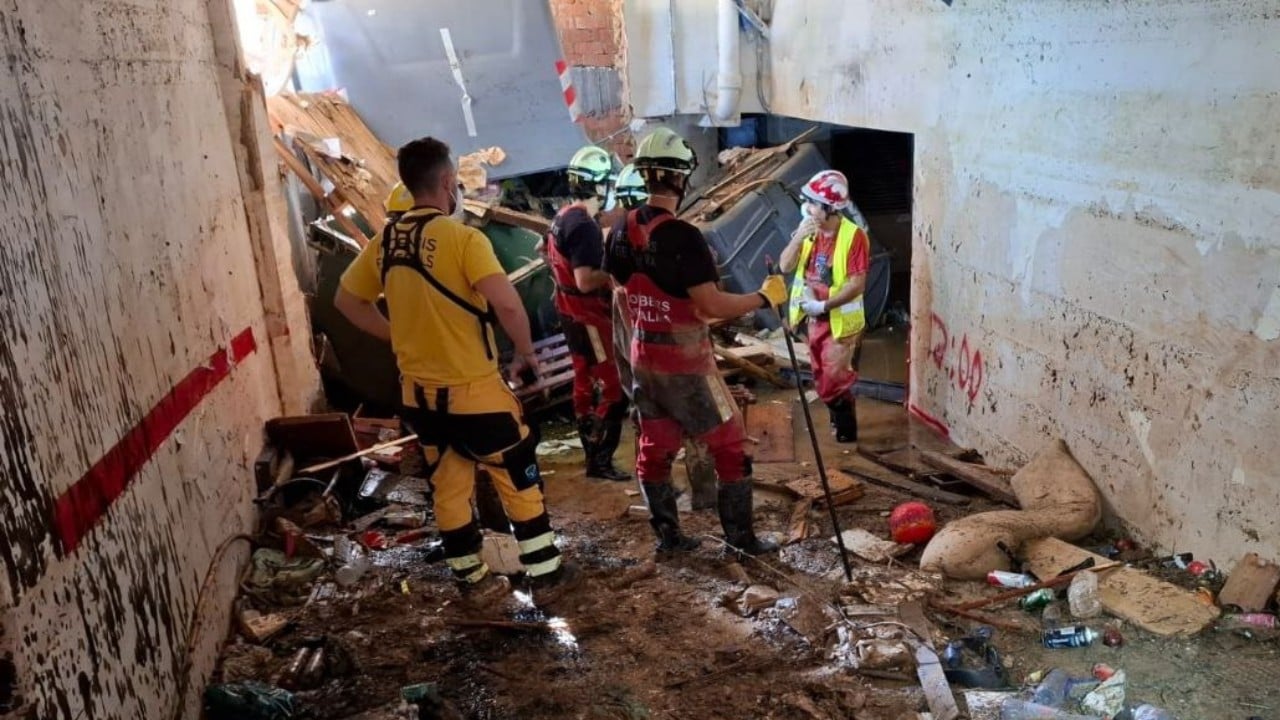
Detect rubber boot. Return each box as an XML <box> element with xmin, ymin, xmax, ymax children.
<box><xmin>587</xmin><ymin>405</ymin><xmax>632</xmax><ymax>482</ymax></box>
<box><xmin>576</xmin><ymin>416</ymin><xmax>602</xmax><ymax>475</ymax></box>
<box><xmin>828</xmin><ymin>397</ymin><xmax>858</xmax><ymax>444</ymax></box>
<box><xmin>456</xmin><ymin>571</ymin><xmax>518</xmax><ymax>615</ymax></box>
<box><xmin>642</xmin><ymin>482</ymin><xmax>701</xmax><ymax>555</ymax></box>
<box><xmin>525</xmin><ymin>559</ymin><xmax>585</xmax><ymax>613</ymax></box>
<box><xmin>717</xmin><ymin>481</ymin><xmax>779</xmax><ymax>557</ymax></box>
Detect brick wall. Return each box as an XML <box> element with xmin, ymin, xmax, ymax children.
<box><xmin>550</xmin><ymin>0</ymin><xmax>633</xmax><ymax>160</ymax></box>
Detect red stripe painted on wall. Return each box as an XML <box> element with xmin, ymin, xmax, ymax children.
<box><xmin>51</xmin><ymin>328</ymin><xmax>258</xmax><ymax>554</ymax></box>
<box><xmin>907</xmin><ymin>402</ymin><xmax>950</xmax><ymax>440</ymax></box>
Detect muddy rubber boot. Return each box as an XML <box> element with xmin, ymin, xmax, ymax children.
<box><xmin>526</xmin><ymin>559</ymin><xmax>585</xmax><ymax>612</ymax></box>
<box><xmin>717</xmin><ymin>481</ymin><xmax>779</xmax><ymax>557</ymax></box>
<box><xmin>642</xmin><ymin>482</ymin><xmax>701</xmax><ymax>555</ymax></box>
<box><xmin>576</xmin><ymin>416</ymin><xmax>603</xmax><ymax>475</ymax></box>
<box><xmin>829</xmin><ymin>397</ymin><xmax>858</xmax><ymax>444</ymax></box>
<box><xmin>456</xmin><ymin>572</ymin><xmax>517</xmax><ymax>614</ymax></box>
<box><xmin>587</xmin><ymin>405</ymin><xmax>632</xmax><ymax>482</ymax></box>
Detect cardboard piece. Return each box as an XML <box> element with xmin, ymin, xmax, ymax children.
<box><xmin>1024</xmin><ymin>537</ymin><xmax>1220</xmax><ymax>636</ymax></box>
<box><xmin>746</xmin><ymin>400</ymin><xmax>795</xmax><ymax>463</ymax></box>
<box><xmin>832</xmin><ymin>529</ymin><xmax>913</xmax><ymax>563</ymax></box>
<box><xmin>1218</xmin><ymin>552</ymin><xmax>1280</xmax><ymax>611</ymax></box>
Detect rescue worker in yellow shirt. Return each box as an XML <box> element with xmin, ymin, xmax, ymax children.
<box><xmin>335</xmin><ymin>137</ymin><xmax>575</xmax><ymax>608</ymax></box>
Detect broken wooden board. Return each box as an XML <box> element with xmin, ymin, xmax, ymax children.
<box><xmin>787</xmin><ymin>498</ymin><xmax>813</xmax><ymax>544</ymax></box>
<box><xmin>786</xmin><ymin>469</ymin><xmax>864</xmax><ymax>506</ymax></box>
<box><xmin>1217</xmin><ymin>552</ymin><xmax>1280</xmax><ymax>611</ymax></box>
<box><xmin>746</xmin><ymin>400</ymin><xmax>796</xmax><ymax>463</ymax></box>
<box><xmin>833</xmin><ymin>529</ymin><xmax>912</xmax><ymax>564</ymax></box>
<box><xmin>1023</xmin><ymin>537</ymin><xmax>1220</xmax><ymax>636</ymax></box>
<box><xmin>864</xmin><ymin>447</ymin><xmax>942</xmax><ymax>478</ymax></box>
<box><xmin>918</xmin><ymin>450</ymin><xmax>1020</xmax><ymax>507</ymax></box>
<box><xmin>915</xmin><ymin>645</ymin><xmax>961</xmax><ymax>720</ymax></box>
<box><xmin>714</xmin><ymin>345</ymin><xmax>789</xmax><ymax>388</ymax></box>
<box><xmin>267</xmin><ymin>93</ymin><xmax>397</xmax><ymax>231</ymax></box>
<box><xmin>266</xmin><ymin>413</ymin><xmax>360</xmax><ymax>461</ymax></box>
<box><xmin>841</xmin><ymin>456</ymin><xmax>971</xmax><ymax>506</ymax></box>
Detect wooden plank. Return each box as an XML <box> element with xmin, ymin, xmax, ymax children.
<box><xmin>266</xmin><ymin>413</ymin><xmax>360</xmax><ymax>461</ymax></box>
<box><xmin>272</xmin><ymin>137</ymin><xmax>369</xmax><ymax>244</ymax></box>
<box><xmin>919</xmin><ymin>450</ymin><xmax>1020</xmax><ymax>507</ymax></box>
<box><xmin>1023</xmin><ymin>537</ymin><xmax>1220</xmax><ymax>637</ymax></box>
<box><xmin>713</xmin><ymin>345</ymin><xmax>789</xmax><ymax>388</ymax></box>
<box><xmin>787</xmin><ymin>498</ymin><xmax>813</xmax><ymax>544</ymax></box>
<box><xmin>507</xmin><ymin>256</ymin><xmax>546</xmax><ymax>285</ymax></box>
<box><xmin>745</xmin><ymin>401</ymin><xmax>795</xmax><ymax>463</ymax></box>
<box><xmin>1217</xmin><ymin>552</ymin><xmax>1280</xmax><ymax>611</ymax></box>
<box><xmin>915</xmin><ymin>645</ymin><xmax>961</xmax><ymax>720</ymax></box>
<box><xmin>840</xmin><ymin>456</ymin><xmax>971</xmax><ymax>506</ymax></box>
<box><xmin>297</xmin><ymin>434</ymin><xmax>419</xmax><ymax>475</ymax></box>
<box><xmin>864</xmin><ymin>447</ymin><xmax>940</xmax><ymax>478</ymax></box>
<box><xmin>785</xmin><ymin>468</ymin><xmax>863</xmax><ymax>506</ymax></box>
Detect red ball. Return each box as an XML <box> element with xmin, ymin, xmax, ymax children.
<box><xmin>889</xmin><ymin>502</ymin><xmax>937</xmax><ymax>544</ymax></box>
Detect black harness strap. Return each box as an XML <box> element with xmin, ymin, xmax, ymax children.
<box><xmin>380</xmin><ymin>211</ymin><xmax>498</xmax><ymax>360</ymax></box>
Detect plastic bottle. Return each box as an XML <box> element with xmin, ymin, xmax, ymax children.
<box><xmin>334</xmin><ymin>537</ymin><xmax>371</xmax><ymax>587</ymax></box>
<box><xmin>1131</xmin><ymin>704</ymin><xmax>1176</xmax><ymax>720</ymax></box>
<box><xmin>999</xmin><ymin>698</ymin><xmax>1102</xmax><ymax>719</ymax></box>
<box><xmin>1042</xmin><ymin>625</ymin><xmax>1100</xmax><ymax>649</ymax></box>
<box><xmin>1068</xmin><ymin>570</ymin><xmax>1102</xmax><ymax>619</ymax></box>
<box><xmin>1030</xmin><ymin>668</ymin><xmax>1071</xmax><ymax>707</ymax></box>
<box><xmin>1041</xmin><ymin>602</ymin><xmax>1064</xmax><ymax>630</ymax></box>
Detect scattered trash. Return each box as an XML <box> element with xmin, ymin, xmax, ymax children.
<box><xmin>1030</xmin><ymin>668</ymin><xmax>1072</xmax><ymax>707</ymax></box>
<box><xmin>1131</xmin><ymin>703</ymin><xmax>1176</xmax><ymax>719</ymax></box>
<box><xmin>1194</xmin><ymin>587</ymin><xmax>1216</xmax><ymax>606</ymax></box>
<box><xmin>832</xmin><ymin>528</ymin><xmax>913</xmax><ymax>563</ymax></box>
<box><xmin>965</xmin><ymin>690</ymin><xmax>1018</xmax><ymax>720</ymax></box>
<box><xmin>1067</xmin><ymin>571</ymin><xmax>1101</xmax><ymax>619</ymax></box>
<box><xmin>360</xmin><ymin>530</ymin><xmax>391</xmax><ymax>550</ymax></box>
<box><xmin>998</xmin><ymin>698</ymin><xmax>1100</xmax><ymax>719</ymax></box>
<box><xmin>1041</xmin><ymin>602</ymin><xmax>1064</xmax><ymax>630</ymax></box>
<box><xmin>852</xmin><ymin>640</ymin><xmax>913</xmax><ymax>670</ymax></box>
<box><xmin>245</xmin><ymin>550</ymin><xmax>326</xmax><ymax>604</ymax></box>
<box><xmin>219</xmin><ymin>645</ymin><xmax>276</xmax><ymax>684</ymax></box>
<box><xmin>734</xmin><ymin>584</ymin><xmax>780</xmax><ymax>617</ymax></box>
<box><xmin>237</xmin><ymin>608</ymin><xmax>290</xmax><ymax>643</ymax></box>
<box><xmin>1020</xmin><ymin>589</ymin><xmax>1056</xmax><ymax>612</ymax></box>
<box><xmin>1091</xmin><ymin>663</ymin><xmax>1116</xmax><ymax>682</ymax></box>
<box><xmin>1226</xmin><ymin>612</ymin><xmax>1277</xmax><ymax>629</ymax></box>
<box><xmin>941</xmin><ymin>626</ymin><xmax>1008</xmax><ymax>689</ymax></box>
<box><xmin>536</xmin><ymin>438</ymin><xmax>583</xmax><ymax>456</ymax></box>
<box><xmin>274</xmin><ymin>517</ymin><xmax>322</xmax><ymax>559</ymax></box>
<box><xmin>1185</xmin><ymin>560</ymin><xmax>1212</xmax><ymax>576</ymax></box>
<box><xmin>1158</xmin><ymin>553</ymin><xmax>1194</xmax><ymax>570</ymax></box>
<box><xmin>1079</xmin><ymin>670</ymin><xmax>1125</xmax><ymax>716</ymax></box>
<box><xmin>888</xmin><ymin>501</ymin><xmax>937</xmax><ymax>544</ymax></box>
<box><xmin>1041</xmin><ymin>626</ymin><xmax>1099</xmax><ymax>649</ymax></box>
<box><xmin>204</xmin><ymin>681</ymin><xmax>296</xmax><ymax>720</ymax></box>
<box><xmin>988</xmin><ymin>570</ymin><xmax>1037</xmax><ymax>589</ymax></box>
<box><xmin>401</xmin><ymin>681</ymin><xmax>466</xmax><ymax>720</ymax></box>
<box><xmin>1101</xmin><ymin>626</ymin><xmax>1125</xmax><ymax>647</ymax></box>
<box><xmin>383</xmin><ymin>507</ymin><xmax>425</xmax><ymax>529</ymax></box>
<box><xmin>333</xmin><ymin>536</ymin><xmax>371</xmax><ymax>587</ymax></box>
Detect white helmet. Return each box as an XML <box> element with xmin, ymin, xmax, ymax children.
<box><xmin>801</xmin><ymin>170</ymin><xmax>851</xmax><ymax>211</ymax></box>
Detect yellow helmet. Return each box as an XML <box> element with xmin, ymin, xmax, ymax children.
<box><xmin>384</xmin><ymin>182</ymin><xmax>414</xmax><ymax>215</ymax></box>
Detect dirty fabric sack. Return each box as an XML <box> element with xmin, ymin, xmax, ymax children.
<box><xmin>245</xmin><ymin>549</ymin><xmax>326</xmax><ymax>604</ymax></box>
<box><xmin>920</xmin><ymin>440</ymin><xmax>1102</xmax><ymax>580</ymax></box>
<box><xmin>205</xmin><ymin>681</ymin><xmax>296</xmax><ymax>720</ymax></box>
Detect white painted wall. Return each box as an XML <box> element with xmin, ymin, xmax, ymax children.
<box><xmin>0</xmin><ymin>0</ymin><xmax>317</xmax><ymax>717</ymax></box>
<box><xmin>624</xmin><ymin>0</ymin><xmax>1280</xmax><ymax>563</ymax></box>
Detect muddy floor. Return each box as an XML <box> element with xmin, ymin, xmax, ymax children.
<box><xmin>213</xmin><ymin>393</ymin><xmax>1280</xmax><ymax>720</ymax></box>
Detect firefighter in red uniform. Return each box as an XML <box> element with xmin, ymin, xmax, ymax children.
<box><xmin>543</xmin><ymin>146</ymin><xmax>631</xmax><ymax>481</ymax></box>
<box><xmin>779</xmin><ymin>170</ymin><xmax>871</xmax><ymax>442</ymax></box>
<box><xmin>604</xmin><ymin>128</ymin><xmax>788</xmax><ymax>556</ymax></box>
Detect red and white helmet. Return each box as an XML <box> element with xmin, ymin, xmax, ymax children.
<box><xmin>801</xmin><ymin>170</ymin><xmax>851</xmax><ymax>210</ymax></box>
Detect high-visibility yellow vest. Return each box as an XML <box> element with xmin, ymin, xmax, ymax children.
<box><xmin>789</xmin><ymin>217</ymin><xmax>868</xmax><ymax>339</ymax></box>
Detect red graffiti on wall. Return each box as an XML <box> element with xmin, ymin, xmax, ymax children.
<box><xmin>929</xmin><ymin>312</ymin><xmax>984</xmax><ymax>404</ymax></box>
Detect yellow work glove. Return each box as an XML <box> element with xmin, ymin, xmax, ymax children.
<box><xmin>757</xmin><ymin>274</ymin><xmax>788</xmax><ymax>309</ymax></box>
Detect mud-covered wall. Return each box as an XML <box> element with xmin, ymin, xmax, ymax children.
<box><xmin>0</xmin><ymin>0</ymin><xmax>315</xmax><ymax>717</ymax></box>
<box><xmin>748</xmin><ymin>0</ymin><xmax>1280</xmax><ymax>562</ymax></box>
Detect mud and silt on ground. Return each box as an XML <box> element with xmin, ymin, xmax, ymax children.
<box><xmin>213</xmin><ymin>395</ymin><xmax>1280</xmax><ymax>719</ymax></box>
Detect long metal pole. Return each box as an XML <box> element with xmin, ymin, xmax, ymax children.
<box><xmin>767</xmin><ymin>261</ymin><xmax>853</xmax><ymax>581</ymax></box>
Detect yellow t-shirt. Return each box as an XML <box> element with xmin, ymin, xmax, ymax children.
<box><xmin>340</xmin><ymin>208</ymin><xmax>505</xmax><ymax>386</ymax></box>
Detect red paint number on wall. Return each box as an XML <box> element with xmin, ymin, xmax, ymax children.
<box><xmin>929</xmin><ymin>312</ymin><xmax>984</xmax><ymax>404</ymax></box>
